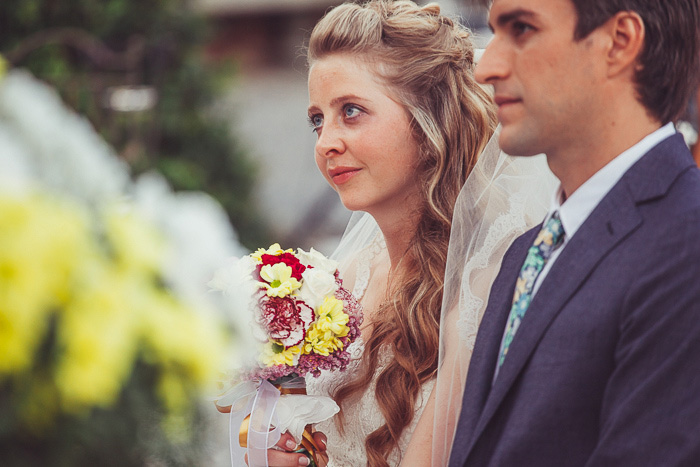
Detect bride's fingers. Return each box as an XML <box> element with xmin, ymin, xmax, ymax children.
<box><xmin>214</xmin><ymin>403</ymin><xmax>231</xmax><ymax>413</ymax></box>
<box><xmin>312</xmin><ymin>432</ymin><xmax>329</xmax><ymax>467</ymax></box>
<box><xmin>244</xmin><ymin>451</ymin><xmax>311</xmax><ymax>466</ymax></box>
<box><xmin>312</xmin><ymin>431</ymin><xmax>327</xmax><ymax>452</ymax></box>
<box><xmin>274</xmin><ymin>431</ymin><xmax>299</xmax><ymax>451</ymax></box>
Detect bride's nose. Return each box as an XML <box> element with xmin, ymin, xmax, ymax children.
<box><xmin>316</xmin><ymin>122</ymin><xmax>346</xmax><ymax>158</ymax></box>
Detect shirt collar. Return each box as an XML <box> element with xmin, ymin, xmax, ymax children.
<box><xmin>546</xmin><ymin>122</ymin><xmax>676</xmax><ymax>238</ymax></box>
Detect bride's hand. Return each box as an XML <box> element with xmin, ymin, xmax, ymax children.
<box><xmin>215</xmin><ymin>403</ymin><xmax>231</xmax><ymax>413</ymax></box>
<box><xmin>214</xmin><ymin>404</ymin><xmax>328</xmax><ymax>465</ymax></box>
<box><xmin>243</xmin><ymin>431</ymin><xmax>328</xmax><ymax>467</ymax></box>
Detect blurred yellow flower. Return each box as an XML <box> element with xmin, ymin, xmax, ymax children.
<box><xmin>0</xmin><ymin>190</ymin><xmax>229</xmax><ymax>427</ymax></box>
<box><xmin>104</xmin><ymin>205</ymin><xmax>165</xmax><ymax>273</ymax></box>
<box><xmin>0</xmin><ymin>195</ymin><xmax>90</xmax><ymax>374</ymax></box>
<box><xmin>0</xmin><ymin>55</ymin><xmax>7</xmax><ymax>79</ymax></box>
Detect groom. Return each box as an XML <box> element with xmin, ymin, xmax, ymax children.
<box><xmin>450</xmin><ymin>0</ymin><xmax>700</xmax><ymax>465</ymax></box>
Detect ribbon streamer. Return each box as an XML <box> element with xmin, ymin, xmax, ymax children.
<box><xmin>223</xmin><ymin>377</ymin><xmax>330</xmax><ymax>466</ymax></box>
<box><xmin>247</xmin><ymin>379</ymin><xmax>282</xmax><ymax>466</ymax></box>
<box><xmin>224</xmin><ymin>379</ymin><xmax>280</xmax><ymax>466</ymax></box>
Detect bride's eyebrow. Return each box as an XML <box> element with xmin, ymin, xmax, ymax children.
<box><xmin>308</xmin><ymin>94</ymin><xmax>371</xmax><ymax>114</ymax></box>
<box><xmin>331</xmin><ymin>94</ymin><xmax>366</xmax><ymax>105</ymax></box>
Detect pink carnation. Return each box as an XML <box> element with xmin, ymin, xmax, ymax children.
<box><xmin>259</xmin><ymin>296</ymin><xmax>313</xmax><ymax>348</ymax></box>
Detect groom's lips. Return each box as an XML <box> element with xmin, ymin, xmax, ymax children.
<box><xmin>494</xmin><ymin>95</ymin><xmax>522</xmax><ymax>121</ymax></box>
<box><xmin>328</xmin><ymin>166</ymin><xmax>361</xmax><ymax>185</ymax></box>
<box><xmin>494</xmin><ymin>95</ymin><xmax>521</xmax><ymax>107</ymax></box>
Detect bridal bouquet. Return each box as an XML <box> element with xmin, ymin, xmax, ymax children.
<box><xmin>210</xmin><ymin>244</ymin><xmax>362</xmax><ymax>466</ymax></box>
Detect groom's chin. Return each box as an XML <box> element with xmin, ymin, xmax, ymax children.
<box><xmin>498</xmin><ymin>125</ymin><xmax>544</xmax><ymax>158</ymax></box>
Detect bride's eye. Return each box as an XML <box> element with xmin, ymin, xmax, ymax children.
<box><xmin>308</xmin><ymin>114</ymin><xmax>324</xmax><ymax>132</ymax></box>
<box><xmin>343</xmin><ymin>105</ymin><xmax>362</xmax><ymax>119</ymax></box>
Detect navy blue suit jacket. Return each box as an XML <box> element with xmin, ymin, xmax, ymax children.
<box><xmin>450</xmin><ymin>134</ymin><xmax>700</xmax><ymax>466</ymax></box>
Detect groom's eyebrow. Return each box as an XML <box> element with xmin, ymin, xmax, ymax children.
<box><xmin>489</xmin><ymin>8</ymin><xmax>537</xmax><ymax>32</ymax></box>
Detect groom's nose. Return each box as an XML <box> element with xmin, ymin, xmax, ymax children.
<box><xmin>475</xmin><ymin>36</ymin><xmax>510</xmax><ymax>85</ymax></box>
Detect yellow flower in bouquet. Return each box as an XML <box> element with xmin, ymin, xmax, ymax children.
<box><xmin>314</xmin><ymin>296</ymin><xmax>350</xmax><ymax>338</ymax></box>
<box><xmin>260</xmin><ymin>262</ymin><xmax>302</xmax><ymax>298</ymax></box>
<box><xmin>262</xmin><ymin>342</ymin><xmax>302</xmax><ymax>366</ymax></box>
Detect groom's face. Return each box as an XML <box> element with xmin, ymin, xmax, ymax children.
<box><xmin>476</xmin><ymin>0</ymin><xmax>607</xmax><ymax>158</ymax></box>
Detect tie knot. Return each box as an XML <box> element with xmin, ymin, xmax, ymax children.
<box><xmin>534</xmin><ymin>211</ymin><xmax>565</xmax><ymax>256</ymax></box>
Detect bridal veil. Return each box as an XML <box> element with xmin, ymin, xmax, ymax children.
<box><xmin>431</xmin><ymin>127</ymin><xmax>554</xmax><ymax>464</ymax></box>
<box><xmin>328</xmin><ymin>127</ymin><xmax>555</xmax><ymax>465</ymax></box>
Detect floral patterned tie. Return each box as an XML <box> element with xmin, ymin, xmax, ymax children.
<box><xmin>496</xmin><ymin>211</ymin><xmax>565</xmax><ymax>373</ymax></box>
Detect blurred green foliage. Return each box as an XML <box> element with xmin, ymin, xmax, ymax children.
<box><xmin>0</xmin><ymin>0</ymin><xmax>269</xmax><ymax>249</ymax></box>
<box><xmin>0</xmin><ymin>359</ymin><xmax>215</xmax><ymax>466</ymax></box>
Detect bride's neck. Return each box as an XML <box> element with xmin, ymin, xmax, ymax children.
<box><xmin>374</xmin><ymin>211</ymin><xmax>418</xmax><ymax>273</ymax></box>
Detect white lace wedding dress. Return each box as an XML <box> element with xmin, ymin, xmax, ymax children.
<box><xmin>306</xmin><ymin>232</ymin><xmax>435</xmax><ymax>466</ymax></box>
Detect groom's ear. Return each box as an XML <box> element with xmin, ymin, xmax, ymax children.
<box><xmin>601</xmin><ymin>11</ymin><xmax>646</xmax><ymax>79</ymax></box>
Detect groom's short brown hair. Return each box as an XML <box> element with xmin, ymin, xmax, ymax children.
<box><xmin>474</xmin><ymin>0</ymin><xmax>700</xmax><ymax>124</ymax></box>
<box><xmin>569</xmin><ymin>0</ymin><xmax>700</xmax><ymax>125</ymax></box>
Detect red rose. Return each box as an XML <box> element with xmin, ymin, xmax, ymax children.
<box><xmin>259</xmin><ymin>252</ymin><xmax>306</xmax><ymax>281</ymax></box>
<box><xmin>259</xmin><ymin>296</ymin><xmax>313</xmax><ymax>348</ymax></box>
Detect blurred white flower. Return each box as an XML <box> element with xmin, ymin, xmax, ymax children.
<box><xmin>0</xmin><ymin>67</ymin><xmax>253</xmax><ymax>365</ymax></box>
<box><xmin>0</xmin><ymin>70</ymin><xmax>129</xmax><ymax>204</ymax></box>
<box><xmin>0</xmin><ymin>125</ymin><xmax>32</xmax><ymax>193</ymax></box>
<box><xmin>208</xmin><ymin>255</ymin><xmax>267</xmax><ymax>361</ymax></box>
<box><xmin>133</xmin><ymin>173</ymin><xmax>245</xmax><ymax>305</ymax></box>
<box><xmin>677</xmin><ymin>120</ymin><xmax>698</xmax><ymax>148</ymax></box>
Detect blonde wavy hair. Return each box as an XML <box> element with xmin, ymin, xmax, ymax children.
<box><xmin>307</xmin><ymin>1</ymin><xmax>497</xmax><ymax>464</ymax></box>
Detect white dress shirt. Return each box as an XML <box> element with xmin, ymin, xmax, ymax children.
<box><xmin>531</xmin><ymin>122</ymin><xmax>677</xmax><ymax>297</ymax></box>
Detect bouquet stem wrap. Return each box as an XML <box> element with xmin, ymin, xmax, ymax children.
<box><xmin>223</xmin><ymin>377</ymin><xmax>333</xmax><ymax>466</ymax></box>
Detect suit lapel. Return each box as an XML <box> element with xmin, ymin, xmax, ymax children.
<box><xmin>462</xmin><ymin>134</ymin><xmax>695</xmax><ymax>460</ymax></box>
<box><xmin>450</xmin><ymin>230</ymin><xmax>536</xmax><ymax>466</ymax></box>
<box><xmin>469</xmin><ymin>186</ymin><xmax>642</xmax><ymax>442</ymax></box>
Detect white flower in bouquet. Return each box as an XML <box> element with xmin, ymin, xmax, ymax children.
<box><xmin>296</xmin><ymin>247</ymin><xmax>339</xmax><ymax>274</ymax></box>
<box><xmin>209</xmin><ymin>254</ymin><xmax>268</xmax><ymax>352</ymax></box>
<box><xmin>298</xmin><ymin>267</ymin><xmax>339</xmax><ymax>310</ymax></box>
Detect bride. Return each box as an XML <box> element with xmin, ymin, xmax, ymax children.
<box><xmin>266</xmin><ymin>1</ymin><xmax>553</xmax><ymax>465</ymax></box>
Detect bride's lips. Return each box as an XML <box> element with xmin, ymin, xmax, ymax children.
<box><xmin>328</xmin><ymin>166</ymin><xmax>361</xmax><ymax>185</ymax></box>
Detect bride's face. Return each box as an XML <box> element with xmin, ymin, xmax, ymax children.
<box><xmin>307</xmin><ymin>53</ymin><xmax>422</xmax><ymax>216</ymax></box>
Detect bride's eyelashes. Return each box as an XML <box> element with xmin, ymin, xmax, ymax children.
<box><xmin>343</xmin><ymin>104</ymin><xmax>363</xmax><ymax>119</ymax></box>
<box><xmin>307</xmin><ymin>104</ymin><xmax>365</xmax><ymax>135</ymax></box>
<box><xmin>308</xmin><ymin>113</ymin><xmax>323</xmax><ymax>133</ymax></box>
